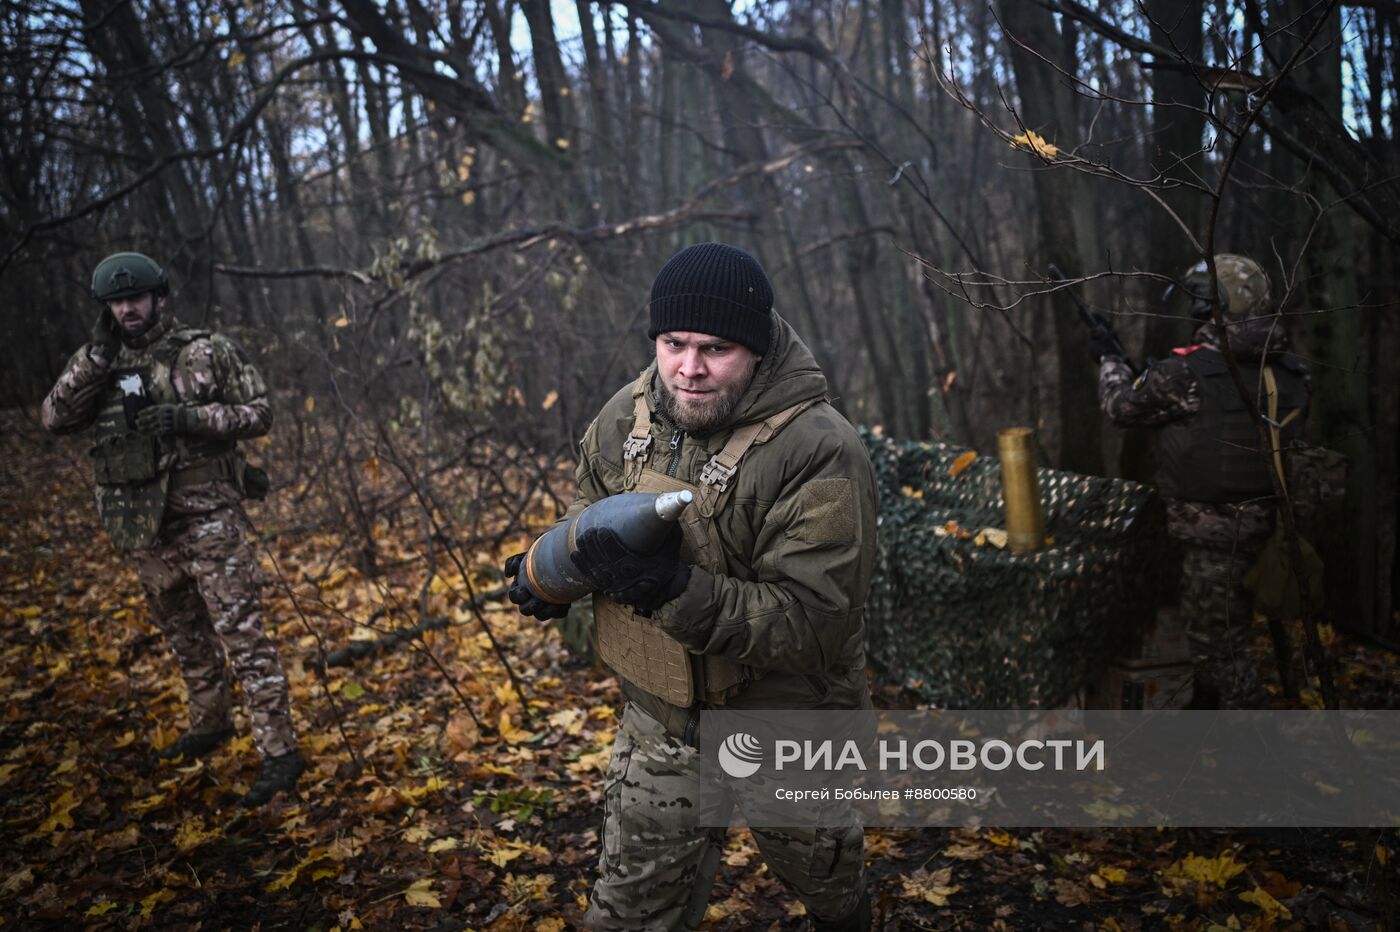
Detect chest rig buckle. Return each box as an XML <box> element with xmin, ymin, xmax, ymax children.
<box><xmin>699</xmin><ymin>458</ymin><xmax>736</xmax><ymax>492</ymax></box>
<box><xmin>623</xmin><ymin>435</ymin><xmax>653</xmax><ymax>461</ymax></box>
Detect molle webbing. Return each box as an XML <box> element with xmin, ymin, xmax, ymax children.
<box><xmin>595</xmin><ymin>379</ymin><xmax>822</xmax><ymax>706</ymax></box>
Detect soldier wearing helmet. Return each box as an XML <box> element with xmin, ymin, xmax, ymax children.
<box><xmin>1094</xmin><ymin>254</ymin><xmax>1311</xmax><ymax>706</ymax></box>
<box><xmin>42</xmin><ymin>252</ymin><xmax>304</xmax><ymax>805</ymax></box>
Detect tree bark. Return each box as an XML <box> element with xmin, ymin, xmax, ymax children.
<box><xmin>997</xmin><ymin>0</ymin><xmax>1102</xmax><ymax>473</ymax></box>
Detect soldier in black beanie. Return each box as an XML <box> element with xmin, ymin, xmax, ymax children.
<box><xmin>647</xmin><ymin>241</ymin><xmax>775</xmax><ymax>356</ymax></box>
<box><xmin>506</xmin><ymin>241</ymin><xmax>877</xmax><ymax>931</ymax></box>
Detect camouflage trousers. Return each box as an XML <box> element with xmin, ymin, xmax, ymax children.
<box><xmin>586</xmin><ymin>703</ymin><xmax>865</xmax><ymax>930</ymax></box>
<box><xmin>1168</xmin><ymin>498</ymin><xmax>1274</xmax><ymax>629</ymax></box>
<box><xmin>132</xmin><ymin>506</ymin><xmax>297</xmax><ymax>758</ymax></box>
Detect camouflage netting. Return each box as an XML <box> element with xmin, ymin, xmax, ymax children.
<box><xmin>863</xmin><ymin>430</ymin><xmax>1166</xmax><ymax>709</ymax></box>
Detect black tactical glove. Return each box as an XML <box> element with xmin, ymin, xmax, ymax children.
<box><xmin>570</xmin><ymin>524</ymin><xmax>690</xmax><ymax>616</ymax></box>
<box><xmin>503</xmin><ymin>552</ymin><xmax>571</xmax><ymax>621</ymax></box>
<box><xmin>1087</xmin><ymin>317</ymin><xmax>1125</xmax><ymax>364</ymax></box>
<box><xmin>90</xmin><ymin>308</ymin><xmax>122</xmax><ymax>362</ymax></box>
<box><xmin>134</xmin><ymin>403</ymin><xmax>197</xmax><ymax>436</ymax></box>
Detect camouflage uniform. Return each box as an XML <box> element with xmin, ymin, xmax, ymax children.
<box><xmin>42</xmin><ymin>315</ymin><xmax>297</xmax><ymax>759</ymax></box>
<box><xmin>1099</xmin><ymin>348</ymin><xmax>1276</xmax><ymax>626</ymax></box>
<box><xmin>562</xmin><ymin>314</ymin><xmax>877</xmax><ymax>929</ymax></box>
<box><xmin>597</xmin><ymin>703</ymin><xmax>865</xmax><ymax>931</ymax></box>
<box><xmin>1099</xmin><ymin>300</ymin><xmax>1310</xmax><ymax>704</ymax></box>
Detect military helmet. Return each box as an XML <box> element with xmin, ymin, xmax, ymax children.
<box><xmin>90</xmin><ymin>252</ymin><xmax>169</xmax><ymax>301</ymax></box>
<box><xmin>1178</xmin><ymin>254</ymin><xmax>1271</xmax><ymax>321</ymax></box>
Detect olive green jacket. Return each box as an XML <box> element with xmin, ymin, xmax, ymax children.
<box><xmin>565</xmin><ymin>314</ymin><xmax>878</xmax><ymax>733</ymax></box>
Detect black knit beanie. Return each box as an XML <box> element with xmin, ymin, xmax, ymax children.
<box><xmin>648</xmin><ymin>243</ymin><xmax>773</xmax><ymax>355</ymax></box>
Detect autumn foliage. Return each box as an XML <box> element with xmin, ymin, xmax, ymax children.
<box><xmin>1</xmin><ymin>410</ymin><xmax>1395</xmax><ymax>929</ymax></box>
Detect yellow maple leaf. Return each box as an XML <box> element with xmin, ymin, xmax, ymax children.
<box><xmin>266</xmin><ymin>847</ymin><xmax>333</xmax><ymax>892</ymax></box>
<box><xmin>502</xmin><ymin>872</ymin><xmax>555</xmax><ymax>902</ymax></box>
<box><xmin>1098</xmin><ymin>865</ymin><xmax>1127</xmax><ymax>884</ymax></box>
<box><xmin>127</xmin><ymin>793</ymin><xmax>166</xmax><ymax>817</ymax></box>
<box><xmin>85</xmin><ymin>899</ymin><xmax>118</xmax><ymax>917</ymax></box>
<box><xmin>403</xmin><ymin>877</ymin><xmax>442</xmax><ymax>908</ymax></box>
<box><xmin>174</xmin><ymin>817</ymin><xmax>221</xmax><ymax>852</ymax></box>
<box><xmin>1011</xmin><ymin>129</ymin><xmax>1059</xmax><ymax>159</ymax></box>
<box><xmin>487</xmin><ymin>837</ymin><xmax>551</xmax><ymax>868</ymax></box>
<box><xmin>487</xmin><ymin>846</ymin><xmax>525</xmax><ymax>868</ymax></box>
<box><xmin>901</xmin><ymin>867</ymin><xmax>960</xmax><ymax>906</ymax></box>
<box><xmin>536</xmin><ymin>918</ymin><xmax>566</xmax><ymax>932</ymax></box>
<box><xmin>983</xmin><ymin>829</ymin><xmax>1017</xmax><ymax>848</ymax></box>
<box><xmin>39</xmin><ymin>788</ymin><xmax>81</xmax><ymax>834</ymax></box>
<box><xmin>1169</xmin><ymin>851</ymin><xmax>1247</xmax><ymax>888</ymax></box>
<box><xmin>140</xmin><ymin>888</ymin><xmax>175</xmax><ymax>919</ymax></box>
<box><xmin>1239</xmin><ymin>885</ymin><xmax>1291</xmax><ymax>919</ymax></box>
<box><xmin>498</xmin><ymin>709</ymin><xmax>536</xmax><ymax>744</ymax></box>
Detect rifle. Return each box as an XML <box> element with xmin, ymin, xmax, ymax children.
<box><xmin>1047</xmin><ymin>264</ymin><xmax>1138</xmax><ymax>376</ymax></box>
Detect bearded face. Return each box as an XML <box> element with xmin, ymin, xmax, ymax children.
<box><xmin>655</xmin><ymin>331</ymin><xmax>760</xmax><ymax>433</ymax></box>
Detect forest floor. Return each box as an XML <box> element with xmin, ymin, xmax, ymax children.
<box><xmin>0</xmin><ymin>410</ymin><xmax>1396</xmax><ymax>931</ymax></box>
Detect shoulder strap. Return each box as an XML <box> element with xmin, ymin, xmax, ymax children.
<box><xmin>621</xmin><ymin>372</ymin><xmax>653</xmax><ymax>490</ymax></box>
<box><xmin>696</xmin><ymin>397</ymin><xmax>823</xmax><ymax>516</ymax></box>
<box><xmin>150</xmin><ymin>328</ymin><xmax>211</xmax><ymax>368</ymax></box>
<box><xmin>1262</xmin><ymin>365</ymin><xmax>1299</xmax><ymax>500</ymax></box>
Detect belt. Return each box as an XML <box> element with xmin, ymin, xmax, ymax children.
<box><xmin>170</xmin><ymin>455</ymin><xmax>239</xmax><ymax>489</ymax></box>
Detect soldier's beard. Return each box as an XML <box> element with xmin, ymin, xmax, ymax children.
<box><xmin>658</xmin><ymin>370</ymin><xmax>754</xmax><ymax>433</ymax></box>
<box><xmin>119</xmin><ymin>301</ymin><xmax>163</xmax><ymax>343</ymax></box>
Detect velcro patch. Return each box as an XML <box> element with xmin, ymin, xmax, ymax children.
<box><xmin>795</xmin><ymin>478</ymin><xmax>856</xmax><ymax>543</ymax></box>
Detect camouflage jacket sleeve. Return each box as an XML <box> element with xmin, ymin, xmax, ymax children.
<box><xmin>41</xmin><ymin>345</ymin><xmax>110</xmax><ymax>434</ymax></box>
<box><xmin>1098</xmin><ymin>355</ymin><xmax>1200</xmax><ymax>428</ymax></box>
<box><xmin>173</xmin><ymin>334</ymin><xmax>273</xmax><ymax>439</ymax></box>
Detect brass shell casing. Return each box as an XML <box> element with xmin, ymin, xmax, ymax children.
<box><xmin>997</xmin><ymin>427</ymin><xmax>1044</xmax><ymax>554</ymax></box>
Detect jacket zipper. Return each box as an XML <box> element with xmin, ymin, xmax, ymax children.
<box><xmin>683</xmin><ymin>703</ymin><xmax>701</xmax><ymax>749</ymax></box>
<box><xmin>666</xmin><ymin>428</ymin><xmax>684</xmax><ymax>478</ymax></box>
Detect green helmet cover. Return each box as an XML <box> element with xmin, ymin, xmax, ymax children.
<box><xmin>1178</xmin><ymin>254</ymin><xmax>1271</xmax><ymax>321</ymax></box>
<box><xmin>91</xmin><ymin>252</ymin><xmax>169</xmax><ymax>301</ymax></box>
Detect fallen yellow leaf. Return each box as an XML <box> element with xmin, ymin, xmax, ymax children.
<box><xmin>498</xmin><ymin>709</ymin><xmax>536</xmax><ymax>744</ymax></box>
<box><xmin>1168</xmin><ymin>851</ymin><xmax>1247</xmax><ymax>888</ymax></box>
<box><xmin>1239</xmin><ymin>884</ymin><xmax>1292</xmax><ymax>919</ymax></box>
<box><xmin>174</xmin><ymin>816</ymin><xmax>221</xmax><ymax>852</ymax></box>
<box><xmin>40</xmin><ymin>788</ymin><xmax>81</xmax><ymax>834</ymax></box>
<box><xmin>949</xmin><ymin>450</ymin><xmax>978</xmax><ymax>478</ymax></box>
<box><xmin>140</xmin><ymin>888</ymin><xmax>175</xmax><ymax>919</ymax></box>
<box><xmin>127</xmin><ymin>793</ymin><xmax>166</xmax><ymax>817</ymax></box>
<box><xmin>901</xmin><ymin>866</ymin><xmax>960</xmax><ymax>906</ymax></box>
<box><xmin>404</xmin><ymin>877</ymin><xmax>442</xmax><ymax>908</ymax></box>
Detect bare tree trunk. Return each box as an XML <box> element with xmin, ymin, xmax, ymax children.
<box><xmin>997</xmin><ymin>0</ymin><xmax>1102</xmax><ymax>473</ymax></box>
<box><xmin>1121</xmin><ymin>0</ymin><xmax>1207</xmax><ymax>479</ymax></box>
